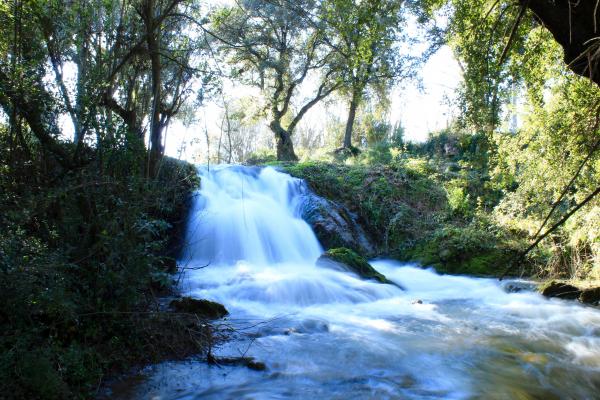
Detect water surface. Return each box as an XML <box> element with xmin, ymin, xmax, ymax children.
<box><xmin>111</xmin><ymin>166</ymin><xmax>600</xmax><ymax>399</ymax></box>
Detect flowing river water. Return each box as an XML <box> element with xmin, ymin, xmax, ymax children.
<box><xmin>113</xmin><ymin>165</ymin><xmax>600</xmax><ymax>399</ymax></box>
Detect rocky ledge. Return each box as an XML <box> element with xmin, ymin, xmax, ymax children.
<box><xmin>298</xmin><ymin>191</ymin><xmax>375</xmax><ymax>256</ymax></box>
<box><xmin>170</xmin><ymin>297</ymin><xmax>229</xmax><ymax>319</ymax></box>
<box><xmin>317</xmin><ymin>247</ymin><xmax>403</xmax><ymax>289</ymax></box>
<box><xmin>540</xmin><ymin>281</ymin><xmax>600</xmax><ymax>306</ymax></box>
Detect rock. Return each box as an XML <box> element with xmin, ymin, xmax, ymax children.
<box><xmin>502</xmin><ymin>281</ymin><xmax>538</xmax><ymax>293</ymax></box>
<box><xmin>170</xmin><ymin>297</ymin><xmax>229</xmax><ymax>319</ymax></box>
<box><xmin>412</xmin><ymin>299</ymin><xmax>423</xmax><ymax>304</ymax></box>
<box><xmin>539</xmin><ymin>281</ymin><xmax>581</xmax><ymax>300</ymax></box>
<box><xmin>208</xmin><ymin>355</ymin><xmax>266</xmax><ymax>371</ymax></box>
<box><xmin>317</xmin><ymin>247</ymin><xmax>402</xmax><ymax>289</ymax></box>
<box><xmin>579</xmin><ymin>287</ymin><xmax>600</xmax><ymax>306</ymax></box>
<box><xmin>444</xmin><ymin>142</ymin><xmax>459</xmax><ymax>157</ymax></box>
<box><xmin>298</xmin><ymin>191</ymin><xmax>375</xmax><ymax>256</ymax></box>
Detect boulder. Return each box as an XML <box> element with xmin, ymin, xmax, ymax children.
<box><xmin>299</xmin><ymin>192</ymin><xmax>375</xmax><ymax>256</ymax></box>
<box><xmin>539</xmin><ymin>281</ymin><xmax>581</xmax><ymax>300</ymax></box>
<box><xmin>317</xmin><ymin>247</ymin><xmax>402</xmax><ymax>288</ymax></box>
<box><xmin>502</xmin><ymin>281</ymin><xmax>538</xmax><ymax>293</ymax></box>
<box><xmin>170</xmin><ymin>297</ymin><xmax>229</xmax><ymax>319</ymax></box>
<box><xmin>579</xmin><ymin>287</ymin><xmax>600</xmax><ymax>306</ymax></box>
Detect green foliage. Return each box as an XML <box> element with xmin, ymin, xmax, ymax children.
<box><xmin>284</xmin><ymin>141</ymin><xmax>531</xmax><ymax>276</ymax></box>
<box><xmin>322</xmin><ymin>0</ymin><xmax>414</xmax><ymax>148</ymax></box>
<box><xmin>285</xmin><ymin>159</ymin><xmax>448</xmax><ymax>256</ymax></box>
<box><xmin>405</xmin><ymin>220</ymin><xmax>523</xmax><ymax>275</ymax></box>
<box><xmin>245</xmin><ymin>149</ymin><xmax>278</xmax><ymax>165</ymax></box>
<box><xmin>0</xmin><ymin>142</ymin><xmax>200</xmax><ymax>398</ymax></box>
<box><xmin>491</xmin><ymin>74</ymin><xmax>600</xmax><ymax>279</ymax></box>
<box><xmin>211</xmin><ymin>0</ymin><xmax>341</xmax><ymax>160</ymax></box>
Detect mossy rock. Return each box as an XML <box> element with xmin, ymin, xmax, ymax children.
<box><xmin>539</xmin><ymin>281</ymin><xmax>581</xmax><ymax>300</ymax></box>
<box><xmin>579</xmin><ymin>287</ymin><xmax>600</xmax><ymax>305</ymax></box>
<box><xmin>317</xmin><ymin>247</ymin><xmax>401</xmax><ymax>288</ymax></box>
<box><xmin>170</xmin><ymin>297</ymin><xmax>229</xmax><ymax>319</ymax></box>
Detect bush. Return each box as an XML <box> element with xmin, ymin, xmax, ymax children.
<box><xmin>0</xmin><ymin>152</ymin><xmax>201</xmax><ymax>399</ymax></box>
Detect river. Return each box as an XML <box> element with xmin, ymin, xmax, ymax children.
<box><xmin>112</xmin><ymin>165</ymin><xmax>600</xmax><ymax>399</ymax></box>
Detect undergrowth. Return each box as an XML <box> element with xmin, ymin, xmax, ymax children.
<box><xmin>0</xmin><ymin>145</ymin><xmax>209</xmax><ymax>399</ymax></box>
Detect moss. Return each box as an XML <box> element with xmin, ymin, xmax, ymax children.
<box><xmin>323</xmin><ymin>248</ymin><xmax>394</xmax><ymax>284</ymax></box>
<box><xmin>403</xmin><ymin>223</ymin><xmax>522</xmax><ymax>276</ymax></box>
<box><xmin>281</xmin><ymin>160</ymin><xmax>529</xmax><ymax>278</ymax></box>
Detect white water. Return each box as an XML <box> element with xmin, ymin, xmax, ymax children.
<box><xmin>115</xmin><ymin>165</ymin><xmax>600</xmax><ymax>399</ymax></box>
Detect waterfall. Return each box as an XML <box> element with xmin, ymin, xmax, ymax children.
<box><xmin>182</xmin><ymin>165</ymin><xmax>323</xmax><ymax>267</ymax></box>
<box><xmin>113</xmin><ymin>164</ymin><xmax>600</xmax><ymax>400</ymax></box>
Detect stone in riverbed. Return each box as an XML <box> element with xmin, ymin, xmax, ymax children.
<box><xmin>170</xmin><ymin>297</ymin><xmax>229</xmax><ymax>319</ymax></box>
<box><xmin>579</xmin><ymin>287</ymin><xmax>600</xmax><ymax>306</ymax></box>
<box><xmin>317</xmin><ymin>247</ymin><xmax>403</xmax><ymax>289</ymax></box>
<box><xmin>539</xmin><ymin>281</ymin><xmax>581</xmax><ymax>300</ymax></box>
<box><xmin>208</xmin><ymin>355</ymin><xmax>266</xmax><ymax>371</ymax></box>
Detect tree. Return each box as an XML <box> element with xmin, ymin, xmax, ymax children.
<box><xmin>417</xmin><ymin>0</ymin><xmax>600</xmax><ymax>277</ymax></box>
<box><xmin>0</xmin><ymin>0</ymin><xmax>208</xmax><ymax>177</ymax></box>
<box><xmin>210</xmin><ymin>0</ymin><xmax>341</xmax><ymax>161</ymax></box>
<box><xmin>322</xmin><ymin>0</ymin><xmax>411</xmax><ymax>148</ymax></box>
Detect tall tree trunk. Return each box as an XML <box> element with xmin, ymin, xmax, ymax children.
<box><xmin>269</xmin><ymin>120</ymin><xmax>298</xmax><ymax>161</ymax></box>
<box><xmin>145</xmin><ymin>0</ymin><xmax>164</xmax><ymax>178</ymax></box>
<box><xmin>225</xmin><ymin>102</ymin><xmax>233</xmax><ymax>163</ymax></box>
<box><xmin>343</xmin><ymin>92</ymin><xmax>359</xmax><ymax>148</ymax></box>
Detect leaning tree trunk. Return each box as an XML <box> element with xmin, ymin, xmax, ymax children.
<box><xmin>343</xmin><ymin>94</ymin><xmax>359</xmax><ymax>148</ymax></box>
<box><xmin>523</xmin><ymin>0</ymin><xmax>600</xmax><ymax>86</ymax></box>
<box><xmin>270</xmin><ymin>120</ymin><xmax>298</xmax><ymax>161</ymax></box>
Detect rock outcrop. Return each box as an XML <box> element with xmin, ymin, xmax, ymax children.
<box><xmin>539</xmin><ymin>281</ymin><xmax>581</xmax><ymax>300</ymax></box>
<box><xmin>170</xmin><ymin>297</ymin><xmax>229</xmax><ymax>319</ymax></box>
<box><xmin>317</xmin><ymin>247</ymin><xmax>402</xmax><ymax>288</ymax></box>
<box><xmin>298</xmin><ymin>191</ymin><xmax>375</xmax><ymax>256</ymax></box>
<box><xmin>539</xmin><ymin>281</ymin><xmax>600</xmax><ymax>306</ymax></box>
<box><xmin>579</xmin><ymin>287</ymin><xmax>600</xmax><ymax>306</ymax></box>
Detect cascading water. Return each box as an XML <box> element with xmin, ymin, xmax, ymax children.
<box><xmin>182</xmin><ymin>165</ymin><xmax>322</xmax><ymax>266</ymax></box>
<box><xmin>113</xmin><ymin>165</ymin><xmax>600</xmax><ymax>399</ymax></box>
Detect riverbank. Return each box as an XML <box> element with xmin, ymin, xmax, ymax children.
<box><xmin>280</xmin><ymin>160</ymin><xmax>530</xmax><ymax>277</ymax></box>
<box><xmin>0</xmin><ymin>156</ymin><xmax>219</xmax><ymax>399</ymax></box>
<box><xmin>279</xmin><ymin>158</ymin><xmax>600</xmax><ymax>302</ymax></box>
<box><xmin>97</xmin><ymin>164</ymin><xmax>600</xmax><ymax>399</ymax></box>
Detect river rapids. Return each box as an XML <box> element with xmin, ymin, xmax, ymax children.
<box><xmin>113</xmin><ymin>165</ymin><xmax>600</xmax><ymax>399</ymax></box>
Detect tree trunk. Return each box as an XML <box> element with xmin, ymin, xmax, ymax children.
<box><xmin>145</xmin><ymin>0</ymin><xmax>164</xmax><ymax>178</ymax></box>
<box><xmin>343</xmin><ymin>94</ymin><xmax>359</xmax><ymax>148</ymax></box>
<box><xmin>523</xmin><ymin>0</ymin><xmax>600</xmax><ymax>86</ymax></box>
<box><xmin>269</xmin><ymin>120</ymin><xmax>298</xmax><ymax>161</ymax></box>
